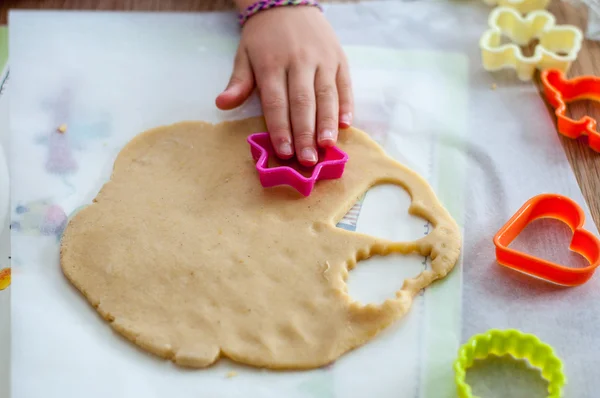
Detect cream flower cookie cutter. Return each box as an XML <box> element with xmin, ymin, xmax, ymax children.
<box><xmin>479</xmin><ymin>7</ymin><xmax>583</xmax><ymax>81</ymax></box>
<box><xmin>482</xmin><ymin>0</ymin><xmax>550</xmax><ymax>14</ymax></box>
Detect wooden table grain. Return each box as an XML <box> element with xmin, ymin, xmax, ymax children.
<box><xmin>2</xmin><ymin>0</ymin><xmax>599</xmax><ymax>226</ymax></box>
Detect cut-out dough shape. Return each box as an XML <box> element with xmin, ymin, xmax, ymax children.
<box><xmin>60</xmin><ymin>117</ymin><xmax>462</xmax><ymax>369</ymax></box>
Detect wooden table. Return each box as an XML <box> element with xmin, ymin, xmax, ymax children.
<box><xmin>2</xmin><ymin>0</ymin><xmax>599</xmax><ymax>225</ymax></box>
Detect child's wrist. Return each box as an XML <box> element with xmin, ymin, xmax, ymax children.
<box><xmin>237</xmin><ymin>0</ymin><xmax>323</xmax><ymax>26</ymax></box>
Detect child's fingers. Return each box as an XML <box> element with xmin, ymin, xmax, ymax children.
<box><xmin>257</xmin><ymin>68</ymin><xmax>294</xmax><ymax>159</ymax></box>
<box><xmin>315</xmin><ymin>66</ymin><xmax>338</xmax><ymax>148</ymax></box>
<box><xmin>215</xmin><ymin>49</ymin><xmax>255</xmax><ymax>110</ymax></box>
<box><xmin>336</xmin><ymin>61</ymin><xmax>354</xmax><ymax>128</ymax></box>
<box><xmin>288</xmin><ymin>65</ymin><xmax>318</xmax><ymax>166</ymax></box>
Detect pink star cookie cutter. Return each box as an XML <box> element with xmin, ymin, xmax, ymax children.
<box><xmin>247</xmin><ymin>132</ymin><xmax>349</xmax><ymax>197</ymax></box>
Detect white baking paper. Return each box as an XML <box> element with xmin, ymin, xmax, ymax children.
<box><xmin>7</xmin><ymin>1</ymin><xmax>599</xmax><ymax>397</ymax></box>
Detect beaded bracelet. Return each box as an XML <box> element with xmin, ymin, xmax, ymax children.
<box><xmin>238</xmin><ymin>0</ymin><xmax>323</xmax><ymax>26</ymax></box>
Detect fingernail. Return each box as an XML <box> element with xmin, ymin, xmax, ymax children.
<box><xmin>300</xmin><ymin>147</ymin><xmax>317</xmax><ymax>163</ymax></box>
<box><xmin>279</xmin><ymin>142</ymin><xmax>293</xmax><ymax>156</ymax></box>
<box><xmin>320</xmin><ymin>129</ymin><xmax>336</xmax><ymax>143</ymax></box>
<box><xmin>340</xmin><ymin>112</ymin><xmax>353</xmax><ymax>128</ymax></box>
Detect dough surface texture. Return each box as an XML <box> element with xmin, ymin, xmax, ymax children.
<box><xmin>60</xmin><ymin>117</ymin><xmax>461</xmax><ymax>369</ymax></box>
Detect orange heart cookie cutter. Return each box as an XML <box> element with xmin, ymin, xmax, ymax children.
<box><xmin>541</xmin><ymin>69</ymin><xmax>600</xmax><ymax>152</ymax></box>
<box><xmin>493</xmin><ymin>193</ymin><xmax>600</xmax><ymax>286</ymax></box>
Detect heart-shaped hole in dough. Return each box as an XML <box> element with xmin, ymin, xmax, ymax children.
<box><xmin>337</xmin><ymin>184</ymin><xmax>432</xmax><ymax>304</ymax></box>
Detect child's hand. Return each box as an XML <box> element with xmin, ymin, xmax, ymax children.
<box><xmin>215</xmin><ymin>6</ymin><xmax>353</xmax><ymax>166</ymax></box>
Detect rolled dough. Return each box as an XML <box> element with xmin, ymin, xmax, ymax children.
<box><xmin>60</xmin><ymin>117</ymin><xmax>461</xmax><ymax>369</ymax></box>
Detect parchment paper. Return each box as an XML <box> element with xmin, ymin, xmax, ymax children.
<box><xmin>8</xmin><ymin>1</ymin><xmax>599</xmax><ymax>397</ymax></box>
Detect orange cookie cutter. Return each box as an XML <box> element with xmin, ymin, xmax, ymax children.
<box><xmin>493</xmin><ymin>193</ymin><xmax>600</xmax><ymax>286</ymax></box>
<box><xmin>541</xmin><ymin>69</ymin><xmax>600</xmax><ymax>152</ymax></box>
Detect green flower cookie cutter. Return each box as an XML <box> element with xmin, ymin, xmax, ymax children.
<box><xmin>454</xmin><ymin>329</ymin><xmax>566</xmax><ymax>398</ymax></box>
